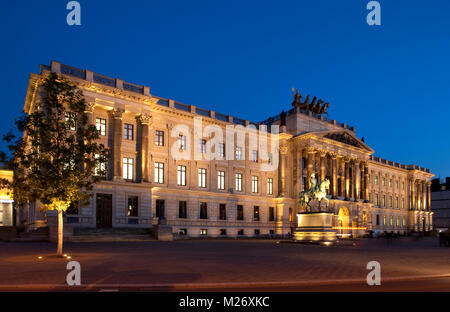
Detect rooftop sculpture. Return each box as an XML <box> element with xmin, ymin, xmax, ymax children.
<box><xmin>291</xmin><ymin>89</ymin><xmax>330</xmax><ymax>115</ymax></box>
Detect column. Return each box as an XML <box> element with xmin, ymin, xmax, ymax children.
<box><xmin>344</xmin><ymin>158</ymin><xmax>350</xmax><ymax>201</ymax></box>
<box><xmin>331</xmin><ymin>154</ymin><xmax>337</xmax><ymax>198</ymax></box>
<box><xmin>109</xmin><ymin>108</ymin><xmax>125</xmax><ymax>180</ymax></box>
<box><xmin>306</xmin><ymin>148</ymin><xmax>315</xmax><ymax>189</ymax></box>
<box><xmin>422</xmin><ymin>181</ymin><xmax>426</xmax><ymax>211</ymax></box>
<box><xmin>279</xmin><ymin>145</ymin><xmax>288</xmax><ymax>196</ymax></box>
<box><xmin>84</xmin><ymin>102</ymin><xmax>95</xmax><ymax>125</ymax></box>
<box><xmin>410</xmin><ymin>178</ymin><xmax>415</xmax><ymax>210</ymax></box>
<box><xmin>136</xmin><ymin>113</ymin><xmax>152</xmax><ymax>182</ymax></box>
<box><xmin>427</xmin><ymin>182</ymin><xmax>431</xmax><ymax>211</ymax></box>
<box><xmin>364</xmin><ymin>162</ymin><xmax>370</xmax><ymax>202</ymax></box>
<box><xmin>355</xmin><ymin>160</ymin><xmax>361</xmax><ymax>201</ymax></box>
<box><xmin>339</xmin><ymin>157</ymin><xmax>345</xmax><ymax>197</ymax></box>
<box><xmin>320</xmin><ymin>151</ymin><xmax>326</xmax><ymax>181</ymax></box>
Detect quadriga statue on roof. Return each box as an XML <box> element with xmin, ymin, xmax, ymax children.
<box><xmin>291</xmin><ymin>89</ymin><xmax>330</xmax><ymax>115</ymax></box>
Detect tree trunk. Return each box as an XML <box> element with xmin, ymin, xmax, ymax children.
<box><xmin>57</xmin><ymin>209</ymin><xmax>63</xmax><ymax>257</ymax></box>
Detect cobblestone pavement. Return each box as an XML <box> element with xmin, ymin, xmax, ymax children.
<box><xmin>0</xmin><ymin>237</ymin><xmax>449</xmax><ymax>290</ymax></box>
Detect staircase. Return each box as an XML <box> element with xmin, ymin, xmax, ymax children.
<box><xmin>71</xmin><ymin>227</ymin><xmax>155</xmax><ymax>242</ymax></box>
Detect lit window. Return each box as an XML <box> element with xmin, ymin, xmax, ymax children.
<box><xmin>127</xmin><ymin>196</ymin><xmax>138</xmax><ymax>217</ymax></box>
<box><xmin>65</xmin><ymin>112</ymin><xmax>77</xmax><ymax>130</ymax></box>
<box><xmin>198</xmin><ymin>168</ymin><xmax>207</xmax><ymax>188</ymax></box>
<box><xmin>396</xmin><ymin>215</ymin><xmax>400</xmax><ymax>226</ymax></box>
<box><xmin>403</xmin><ymin>216</ymin><xmax>406</xmax><ymax>226</ymax></box>
<box><xmin>383</xmin><ymin>215</ymin><xmax>386</xmax><ymax>226</ymax></box>
<box><xmin>390</xmin><ymin>215</ymin><xmax>393</xmax><ymax>226</ymax></box>
<box><xmin>252</xmin><ymin>176</ymin><xmax>259</xmax><ymax>193</ymax></box>
<box><xmin>375</xmin><ymin>175</ymin><xmax>379</xmax><ymax>185</ymax></box>
<box><xmin>381</xmin><ymin>195</ymin><xmax>386</xmax><ymax>207</ymax></box>
<box><xmin>382</xmin><ymin>177</ymin><xmax>386</xmax><ymax>186</ymax></box>
<box><xmin>218</xmin><ymin>143</ymin><xmax>225</xmax><ymax>158</ymax></box>
<box><xmin>253</xmin><ymin>206</ymin><xmax>260</xmax><ymax>221</ymax></box>
<box><xmin>235</xmin><ymin>173</ymin><xmax>242</xmax><ymax>192</ymax></box>
<box><xmin>95</xmin><ymin>154</ymin><xmax>106</xmax><ymax>177</ymax></box>
<box><xmin>155</xmin><ymin>130</ymin><xmax>164</xmax><ymax>146</ymax></box>
<box><xmin>236</xmin><ymin>146</ymin><xmax>243</xmax><ymax>160</ymax></box>
<box><xmin>217</xmin><ymin>171</ymin><xmax>225</xmax><ymax>190</ymax></box>
<box><xmin>177</xmin><ymin>165</ymin><xmax>186</xmax><ymax>186</ymax></box>
<box><xmin>154</xmin><ymin>162</ymin><xmax>164</xmax><ymax>183</ymax></box>
<box><xmin>200</xmin><ymin>229</ymin><xmax>208</xmax><ymax>236</ymax></box>
<box><xmin>267</xmin><ymin>178</ymin><xmax>273</xmax><ymax>195</ymax></box>
<box><xmin>251</xmin><ymin>150</ymin><xmax>258</xmax><ymax>162</ymax></box>
<box><xmin>124</xmin><ymin>123</ymin><xmax>134</xmax><ymax>140</ymax></box>
<box><xmin>95</xmin><ymin>118</ymin><xmax>106</xmax><ymax>136</ymax></box>
<box><xmin>123</xmin><ymin>158</ymin><xmax>134</xmax><ymax>180</ymax></box>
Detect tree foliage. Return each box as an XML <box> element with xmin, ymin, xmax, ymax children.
<box><xmin>0</xmin><ymin>72</ymin><xmax>109</xmax><ymax>212</ymax></box>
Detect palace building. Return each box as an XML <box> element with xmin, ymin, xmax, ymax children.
<box><xmin>20</xmin><ymin>61</ymin><xmax>434</xmax><ymax>237</ymax></box>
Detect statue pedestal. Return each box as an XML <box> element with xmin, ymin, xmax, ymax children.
<box><xmin>293</xmin><ymin>212</ymin><xmax>337</xmax><ymax>244</ymax></box>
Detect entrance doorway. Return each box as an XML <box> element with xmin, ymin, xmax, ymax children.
<box><xmin>337</xmin><ymin>207</ymin><xmax>350</xmax><ymax>237</ymax></box>
<box><xmin>96</xmin><ymin>194</ymin><xmax>112</xmax><ymax>228</ymax></box>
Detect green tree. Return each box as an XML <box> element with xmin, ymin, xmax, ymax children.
<box><xmin>0</xmin><ymin>72</ymin><xmax>109</xmax><ymax>256</ymax></box>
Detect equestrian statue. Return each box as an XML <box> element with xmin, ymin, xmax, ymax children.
<box><xmin>299</xmin><ymin>173</ymin><xmax>330</xmax><ymax>212</ymax></box>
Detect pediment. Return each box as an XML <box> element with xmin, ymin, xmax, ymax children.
<box><xmin>296</xmin><ymin>130</ymin><xmax>374</xmax><ymax>153</ymax></box>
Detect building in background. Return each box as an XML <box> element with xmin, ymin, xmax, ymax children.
<box><xmin>19</xmin><ymin>61</ymin><xmax>434</xmax><ymax>237</ymax></box>
<box><xmin>431</xmin><ymin>177</ymin><xmax>450</xmax><ymax>230</ymax></box>
<box><xmin>0</xmin><ymin>168</ymin><xmax>14</xmax><ymax>226</ymax></box>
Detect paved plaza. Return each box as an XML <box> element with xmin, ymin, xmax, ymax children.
<box><xmin>0</xmin><ymin>237</ymin><xmax>449</xmax><ymax>291</ymax></box>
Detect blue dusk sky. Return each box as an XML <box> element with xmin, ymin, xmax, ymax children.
<box><xmin>0</xmin><ymin>0</ymin><xmax>449</xmax><ymax>178</ymax></box>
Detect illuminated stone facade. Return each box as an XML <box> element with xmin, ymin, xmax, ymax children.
<box><xmin>21</xmin><ymin>61</ymin><xmax>434</xmax><ymax>237</ymax></box>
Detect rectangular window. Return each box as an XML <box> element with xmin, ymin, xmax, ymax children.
<box><xmin>179</xmin><ymin>228</ymin><xmax>187</xmax><ymax>236</ymax></box>
<box><xmin>155</xmin><ymin>199</ymin><xmax>165</xmax><ymax>218</ymax></box>
<box><xmin>177</xmin><ymin>165</ymin><xmax>186</xmax><ymax>186</ymax></box>
<box><xmin>267</xmin><ymin>178</ymin><xmax>273</xmax><ymax>195</ymax></box>
<box><xmin>395</xmin><ymin>197</ymin><xmax>399</xmax><ymax>209</ymax></box>
<box><xmin>199</xmin><ymin>139</ymin><xmax>207</xmax><ymax>154</ymax></box>
<box><xmin>289</xmin><ymin>208</ymin><xmax>293</xmax><ymax>222</ymax></box>
<box><xmin>390</xmin><ymin>215</ymin><xmax>393</xmax><ymax>226</ymax></box>
<box><xmin>383</xmin><ymin>215</ymin><xmax>387</xmax><ymax>226</ymax></box>
<box><xmin>122</xmin><ymin>158</ymin><xmax>134</xmax><ymax>180</ymax></box>
<box><xmin>218</xmin><ymin>143</ymin><xmax>225</xmax><ymax>158</ymax></box>
<box><xmin>124</xmin><ymin>123</ymin><xmax>134</xmax><ymax>140</ymax></box>
<box><xmin>396</xmin><ymin>215</ymin><xmax>400</xmax><ymax>226</ymax></box>
<box><xmin>269</xmin><ymin>207</ymin><xmax>275</xmax><ymax>221</ymax></box>
<box><xmin>403</xmin><ymin>216</ymin><xmax>406</xmax><ymax>226</ymax></box>
<box><xmin>219</xmin><ymin>203</ymin><xmax>226</xmax><ymax>220</ymax></box>
<box><xmin>220</xmin><ymin>229</ymin><xmax>227</xmax><ymax>236</ymax></box>
<box><xmin>375</xmin><ymin>194</ymin><xmax>379</xmax><ymax>206</ymax></box>
<box><xmin>237</xmin><ymin>205</ymin><xmax>244</xmax><ymax>221</ymax></box>
<box><xmin>155</xmin><ymin>130</ymin><xmax>164</xmax><ymax>146</ymax></box>
<box><xmin>127</xmin><ymin>196</ymin><xmax>138</xmax><ymax>217</ymax></box>
<box><xmin>389</xmin><ymin>179</ymin><xmax>392</xmax><ymax>187</ymax></box>
<box><xmin>178</xmin><ymin>201</ymin><xmax>187</xmax><ymax>219</ymax></box>
<box><xmin>402</xmin><ymin>198</ymin><xmax>405</xmax><ymax>209</ymax></box>
<box><xmin>389</xmin><ymin>196</ymin><xmax>393</xmax><ymax>207</ymax></box>
<box><xmin>235</xmin><ymin>146</ymin><xmax>243</xmax><ymax>160</ymax></box>
<box><xmin>65</xmin><ymin>112</ymin><xmax>77</xmax><ymax>131</ymax></box>
<box><xmin>198</xmin><ymin>168</ymin><xmax>207</xmax><ymax>188</ymax></box>
<box><xmin>251</xmin><ymin>150</ymin><xmax>258</xmax><ymax>162</ymax></box>
<box><xmin>66</xmin><ymin>201</ymin><xmax>79</xmax><ymax>215</ymax></box>
<box><xmin>382</xmin><ymin>177</ymin><xmax>386</xmax><ymax>186</ymax></box>
<box><xmin>200</xmin><ymin>202</ymin><xmax>208</xmax><ymax>219</ymax></box>
<box><xmin>95</xmin><ymin>118</ymin><xmax>106</xmax><ymax>136</ymax></box>
<box><xmin>238</xmin><ymin>229</ymin><xmax>244</xmax><ymax>236</ymax></box>
<box><xmin>95</xmin><ymin>154</ymin><xmax>106</xmax><ymax>177</ymax></box>
<box><xmin>254</xmin><ymin>206</ymin><xmax>260</xmax><ymax>221</ymax></box>
<box><xmin>252</xmin><ymin>176</ymin><xmax>259</xmax><ymax>193</ymax></box>
<box><xmin>217</xmin><ymin>171</ymin><xmax>225</xmax><ymax>190</ymax></box>
<box><xmin>235</xmin><ymin>173</ymin><xmax>242</xmax><ymax>192</ymax></box>
<box><xmin>382</xmin><ymin>195</ymin><xmax>386</xmax><ymax>207</ymax></box>
<box><xmin>178</xmin><ymin>135</ymin><xmax>186</xmax><ymax>150</ymax></box>
<box><xmin>376</xmin><ymin>214</ymin><xmax>380</xmax><ymax>225</ymax></box>
<box><xmin>375</xmin><ymin>175</ymin><xmax>379</xmax><ymax>185</ymax></box>
<box><xmin>154</xmin><ymin>162</ymin><xmax>164</xmax><ymax>184</ymax></box>
<box><xmin>200</xmin><ymin>229</ymin><xmax>208</xmax><ymax>236</ymax></box>
<box><xmin>254</xmin><ymin>229</ymin><xmax>260</xmax><ymax>236</ymax></box>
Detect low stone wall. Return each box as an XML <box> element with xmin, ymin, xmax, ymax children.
<box><xmin>0</xmin><ymin>227</ymin><xmax>17</xmax><ymax>241</ymax></box>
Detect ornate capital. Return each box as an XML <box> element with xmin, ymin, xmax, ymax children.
<box><xmin>135</xmin><ymin>113</ymin><xmax>153</xmax><ymax>125</ymax></box>
<box><xmin>109</xmin><ymin>108</ymin><xmax>125</xmax><ymax>119</ymax></box>
<box><xmin>84</xmin><ymin>102</ymin><xmax>95</xmax><ymax>113</ymax></box>
<box><xmin>280</xmin><ymin>145</ymin><xmax>289</xmax><ymax>155</ymax></box>
<box><xmin>305</xmin><ymin>146</ymin><xmax>316</xmax><ymax>154</ymax></box>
